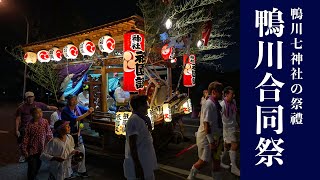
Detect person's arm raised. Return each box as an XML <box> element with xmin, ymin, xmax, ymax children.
<box><xmin>75</xmin><ymin>107</ymin><xmax>94</xmax><ymax>121</ymax></box>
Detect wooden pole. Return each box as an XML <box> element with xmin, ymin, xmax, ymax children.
<box><xmin>105</xmin><ymin>67</ymin><xmax>109</xmax><ymax>111</ymax></box>
<box><xmin>101</xmin><ymin>61</ymin><xmax>107</xmax><ymax>112</ymax></box>
<box><xmin>167</xmin><ymin>62</ymin><xmax>172</xmax><ymax>98</ymax></box>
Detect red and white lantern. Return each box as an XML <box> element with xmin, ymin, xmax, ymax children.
<box><xmin>37</xmin><ymin>50</ymin><xmax>50</xmax><ymax>63</ymax></box>
<box><xmin>24</xmin><ymin>52</ymin><xmax>37</xmax><ymax>64</ymax></box>
<box><xmin>49</xmin><ymin>47</ymin><xmax>63</xmax><ymax>61</ymax></box>
<box><xmin>98</xmin><ymin>35</ymin><xmax>115</xmax><ymax>53</ymax></box>
<box><xmin>183</xmin><ymin>54</ymin><xmax>196</xmax><ymax>87</ymax></box>
<box><xmin>162</xmin><ymin>103</ymin><xmax>172</xmax><ymax>122</ymax></box>
<box><xmin>161</xmin><ymin>44</ymin><xmax>173</xmax><ymax>60</ymax></box>
<box><xmin>63</xmin><ymin>44</ymin><xmax>78</xmax><ymax>59</ymax></box>
<box><xmin>123</xmin><ymin>31</ymin><xmax>145</xmax><ymax>92</ymax></box>
<box><xmin>201</xmin><ymin>21</ymin><xmax>212</xmax><ymax>46</ymax></box>
<box><xmin>79</xmin><ymin>40</ymin><xmax>96</xmax><ymax>56</ymax></box>
<box><xmin>182</xmin><ymin>98</ymin><xmax>192</xmax><ymax>114</ymax></box>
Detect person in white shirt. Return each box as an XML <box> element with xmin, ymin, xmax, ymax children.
<box><xmin>50</xmin><ymin>101</ymin><xmax>66</xmax><ymax>129</ymax></box>
<box><xmin>220</xmin><ymin>86</ymin><xmax>240</xmax><ymax>176</ymax></box>
<box><xmin>114</xmin><ymin>77</ymin><xmax>130</xmax><ymax>110</ymax></box>
<box><xmin>77</xmin><ymin>84</ymin><xmax>90</xmax><ymax>108</ymax></box>
<box><xmin>187</xmin><ymin>81</ymin><xmax>224</xmax><ymax>180</ymax></box>
<box><xmin>41</xmin><ymin>120</ymin><xmax>81</xmax><ymax>180</ymax></box>
<box><xmin>198</xmin><ymin>89</ymin><xmax>208</xmax><ymax>118</ymax></box>
<box><xmin>123</xmin><ymin>95</ymin><xmax>157</xmax><ymax>180</ymax></box>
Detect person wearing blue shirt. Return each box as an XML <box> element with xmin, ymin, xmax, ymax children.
<box><xmin>61</xmin><ymin>94</ymin><xmax>94</xmax><ymax>178</ymax></box>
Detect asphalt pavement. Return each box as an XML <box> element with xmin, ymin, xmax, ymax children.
<box><xmin>0</xmin><ymin>101</ymin><xmax>240</xmax><ymax>180</ymax></box>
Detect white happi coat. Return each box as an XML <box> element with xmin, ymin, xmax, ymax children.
<box><xmin>123</xmin><ymin>114</ymin><xmax>158</xmax><ymax>179</ymax></box>
<box><xmin>41</xmin><ymin>134</ymin><xmax>75</xmax><ymax>180</ymax></box>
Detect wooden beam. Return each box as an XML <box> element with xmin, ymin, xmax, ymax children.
<box><xmin>84</xmin><ymin>81</ymin><xmax>102</xmax><ymax>85</ymax></box>
<box><xmin>105</xmin><ymin>67</ymin><xmax>123</xmax><ymax>73</ymax></box>
<box><xmin>92</xmin><ymin>69</ymin><xmax>102</xmax><ymax>74</ymax></box>
<box><xmin>104</xmin><ymin>59</ymin><xmax>123</xmax><ymax>66</ymax></box>
<box><xmin>91</xmin><ymin>67</ymin><xmax>123</xmax><ymax>74</ymax></box>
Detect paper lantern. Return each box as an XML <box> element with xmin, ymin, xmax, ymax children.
<box><xmin>182</xmin><ymin>98</ymin><xmax>192</xmax><ymax>114</ymax></box>
<box><xmin>24</xmin><ymin>52</ymin><xmax>37</xmax><ymax>64</ymax></box>
<box><xmin>37</xmin><ymin>50</ymin><xmax>50</xmax><ymax>63</ymax></box>
<box><xmin>161</xmin><ymin>44</ymin><xmax>173</xmax><ymax>60</ymax></box>
<box><xmin>49</xmin><ymin>47</ymin><xmax>63</xmax><ymax>61</ymax></box>
<box><xmin>123</xmin><ymin>31</ymin><xmax>145</xmax><ymax>92</ymax></box>
<box><xmin>63</xmin><ymin>44</ymin><xmax>78</xmax><ymax>59</ymax></box>
<box><xmin>202</xmin><ymin>21</ymin><xmax>213</xmax><ymax>46</ymax></box>
<box><xmin>183</xmin><ymin>54</ymin><xmax>196</xmax><ymax>87</ymax></box>
<box><xmin>162</xmin><ymin>103</ymin><xmax>172</xmax><ymax>122</ymax></box>
<box><xmin>147</xmin><ymin>108</ymin><xmax>155</xmax><ymax>130</ymax></box>
<box><xmin>98</xmin><ymin>35</ymin><xmax>115</xmax><ymax>53</ymax></box>
<box><xmin>115</xmin><ymin>111</ymin><xmax>132</xmax><ymax>136</ymax></box>
<box><xmin>79</xmin><ymin>40</ymin><xmax>96</xmax><ymax>56</ymax></box>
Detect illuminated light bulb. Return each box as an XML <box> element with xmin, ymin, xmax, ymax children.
<box><xmin>197</xmin><ymin>40</ymin><xmax>203</xmax><ymax>48</ymax></box>
<box><xmin>165</xmin><ymin>19</ymin><xmax>172</xmax><ymax>29</ymax></box>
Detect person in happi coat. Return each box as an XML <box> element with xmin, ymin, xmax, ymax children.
<box><xmin>41</xmin><ymin>120</ymin><xmax>81</xmax><ymax>180</ymax></box>
<box><xmin>219</xmin><ymin>86</ymin><xmax>240</xmax><ymax>176</ymax></box>
<box><xmin>187</xmin><ymin>81</ymin><xmax>224</xmax><ymax>180</ymax></box>
<box><xmin>123</xmin><ymin>95</ymin><xmax>157</xmax><ymax>180</ymax></box>
<box><xmin>22</xmin><ymin>107</ymin><xmax>53</xmax><ymax>180</ymax></box>
<box><xmin>16</xmin><ymin>91</ymin><xmax>57</xmax><ymax>163</ymax></box>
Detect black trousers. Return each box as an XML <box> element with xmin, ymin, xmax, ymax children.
<box><xmin>27</xmin><ymin>153</ymin><xmax>42</xmax><ymax>180</ymax></box>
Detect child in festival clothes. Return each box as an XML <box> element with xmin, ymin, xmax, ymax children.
<box><xmin>22</xmin><ymin>107</ymin><xmax>53</xmax><ymax>180</ymax></box>
<box><xmin>41</xmin><ymin>120</ymin><xmax>80</xmax><ymax>180</ymax></box>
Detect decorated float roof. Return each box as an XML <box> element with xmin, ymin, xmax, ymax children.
<box><xmin>22</xmin><ymin>15</ymin><xmax>144</xmax><ymax>54</ymax></box>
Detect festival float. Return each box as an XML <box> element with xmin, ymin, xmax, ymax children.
<box><xmin>18</xmin><ymin>15</ymin><xmax>193</xmax><ymax>154</ymax></box>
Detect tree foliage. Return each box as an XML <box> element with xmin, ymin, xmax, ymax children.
<box><xmin>138</xmin><ymin>0</ymin><xmax>238</xmax><ymax>67</ymax></box>
<box><xmin>5</xmin><ymin>46</ymin><xmax>60</xmax><ymax>101</ymax></box>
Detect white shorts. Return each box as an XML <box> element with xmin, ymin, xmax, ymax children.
<box><xmin>197</xmin><ymin>142</ymin><xmax>211</xmax><ymax>162</ymax></box>
<box><xmin>223</xmin><ymin>127</ymin><xmax>238</xmax><ymax>144</ymax></box>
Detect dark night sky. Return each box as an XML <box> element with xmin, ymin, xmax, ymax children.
<box><xmin>0</xmin><ymin>0</ymin><xmax>140</xmax><ymax>100</ymax></box>
<box><xmin>0</xmin><ymin>0</ymin><xmax>239</xmax><ymax>102</ymax></box>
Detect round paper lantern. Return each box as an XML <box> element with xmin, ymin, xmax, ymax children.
<box><xmin>79</xmin><ymin>40</ymin><xmax>96</xmax><ymax>56</ymax></box>
<box><xmin>63</xmin><ymin>44</ymin><xmax>78</xmax><ymax>59</ymax></box>
<box><xmin>24</xmin><ymin>52</ymin><xmax>37</xmax><ymax>64</ymax></box>
<box><xmin>49</xmin><ymin>47</ymin><xmax>63</xmax><ymax>61</ymax></box>
<box><xmin>37</xmin><ymin>50</ymin><xmax>50</xmax><ymax>63</ymax></box>
<box><xmin>161</xmin><ymin>44</ymin><xmax>173</xmax><ymax>60</ymax></box>
<box><xmin>98</xmin><ymin>35</ymin><xmax>115</xmax><ymax>53</ymax></box>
